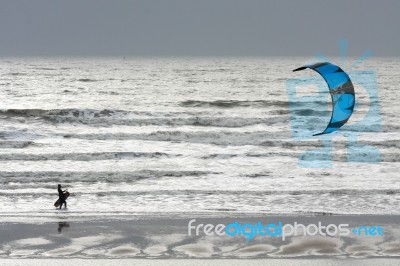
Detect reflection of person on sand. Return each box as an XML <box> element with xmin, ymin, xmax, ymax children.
<box><xmin>57</xmin><ymin>184</ymin><xmax>67</xmax><ymax>209</ymax></box>
<box><xmin>57</xmin><ymin>222</ymin><xmax>70</xmax><ymax>233</ymax></box>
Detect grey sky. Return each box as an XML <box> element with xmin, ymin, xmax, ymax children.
<box><xmin>0</xmin><ymin>0</ymin><xmax>399</xmax><ymax>56</ymax></box>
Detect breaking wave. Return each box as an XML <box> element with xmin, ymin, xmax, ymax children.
<box><xmin>0</xmin><ymin>170</ymin><xmax>216</xmax><ymax>184</ymax></box>
<box><xmin>0</xmin><ymin>108</ymin><xmax>289</xmax><ymax>127</ymax></box>
<box><xmin>180</xmin><ymin>99</ymin><xmax>326</xmax><ymax>108</ymax></box>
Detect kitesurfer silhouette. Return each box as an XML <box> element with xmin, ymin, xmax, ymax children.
<box><xmin>57</xmin><ymin>184</ymin><xmax>67</xmax><ymax>209</ymax></box>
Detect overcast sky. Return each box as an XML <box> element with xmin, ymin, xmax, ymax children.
<box><xmin>0</xmin><ymin>0</ymin><xmax>399</xmax><ymax>57</ymax></box>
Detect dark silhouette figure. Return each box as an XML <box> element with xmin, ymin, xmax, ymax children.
<box><xmin>57</xmin><ymin>222</ymin><xmax>70</xmax><ymax>233</ymax></box>
<box><xmin>58</xmin><ymin>184</ymin><xmax>67</xmax><ymax>209</ymax></box>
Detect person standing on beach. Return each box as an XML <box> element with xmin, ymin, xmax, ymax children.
<box><xmin>57</xmin><ymin>184</ymin><xmax>67</xmax><ymax>209</ymax></box>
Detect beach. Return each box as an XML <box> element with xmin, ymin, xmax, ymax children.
<box><xmin>0</xmin><ymin>57</ymin><xmax>399</xmax><ymax>262</ymax></box>
<box><xmin>1</xmin><ymin>259</ymin><xmax>400</xmax><ymax>266</ymax></box>
<box><xmin>1</xmin><ymin>0</ymin><xmax>400</xmax><ymax>263</ymax></box>
<box><xmin>1</xmin><ymin>214</ymin><xmax>399</xmax><ymax>259</ymax></box>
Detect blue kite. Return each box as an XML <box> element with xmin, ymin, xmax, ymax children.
<box><xmin>293</xmin><ymin>62</ymin><xmax>355</xmax><ymax>136</ymax></box>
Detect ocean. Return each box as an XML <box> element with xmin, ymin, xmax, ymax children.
<box><xmin>0</xmin><ymin>57</ymin><xmax>399</xmax><ymax>222</ymax></box>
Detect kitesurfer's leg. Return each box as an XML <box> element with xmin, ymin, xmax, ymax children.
<box><xmin>59</xmin><ymin>199</ymin><xmax>65</xmax><ymax>209</ymax></box>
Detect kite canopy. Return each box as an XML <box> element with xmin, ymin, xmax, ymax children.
<box><xmin>293</xmin><ymin>62</ymin><xmax>355</xmax><ymax>136</ymax></box>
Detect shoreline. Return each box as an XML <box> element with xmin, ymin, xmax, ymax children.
<box><xmin>1</xmin><ymin>211</ymin><xmax>399</xmax><ymax>223</ymax></box>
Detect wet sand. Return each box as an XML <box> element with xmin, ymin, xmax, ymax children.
<box><xmin>1</xmin><ymin>259</ymin><xmax>400</xmax><ymax>266</ymax></box>
<box><xmin>0</xmin><ymin>214</ymin><xmax>399</xmax><ymax>259</ymax></box>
